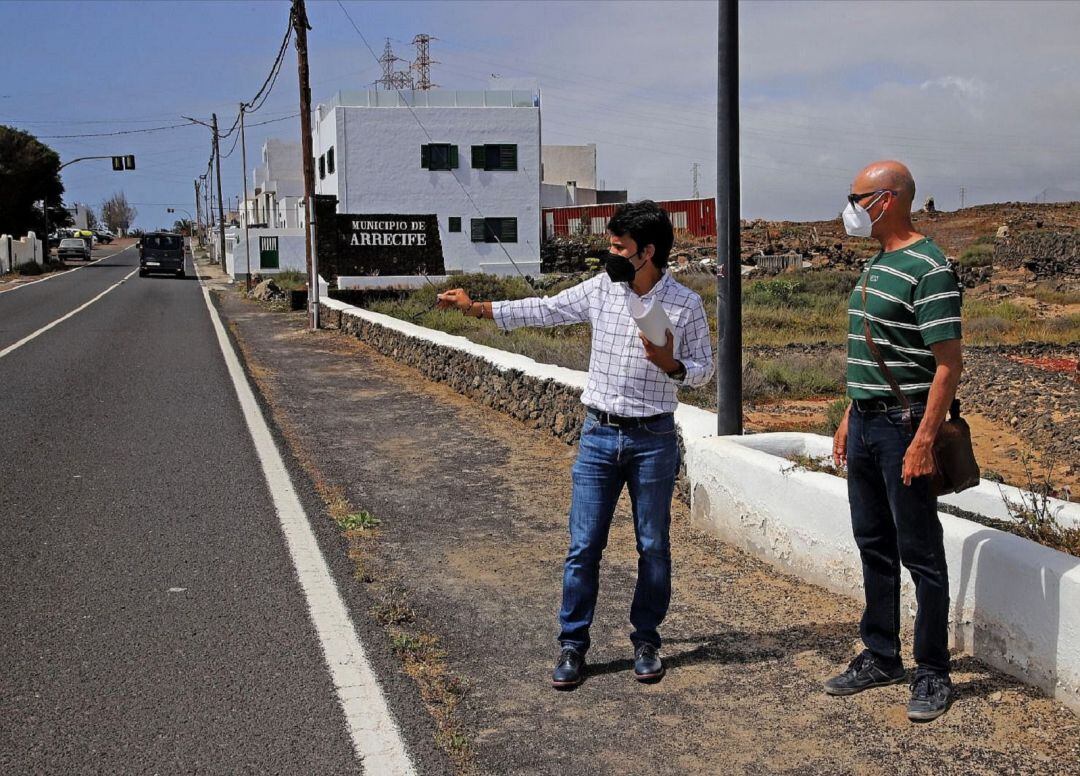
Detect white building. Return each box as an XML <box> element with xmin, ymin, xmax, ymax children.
<box><xmin>312</xmin><ymin>88</ymin><xmax>541</xmax><ymax>276</ymax></box>
<box><xmin>540</xmin><ymin>144</ymin><xmax>627</xmax><ymax>209</ymax></box>
<box><xmin>242</xmin><ymin>139</ymin><xmax>306</xmax><ymax>230</ymax></box>
<box><xmin>66</xmin><ymin>203</ymin><xmax>92</xmax><ymax>230</ymax></box>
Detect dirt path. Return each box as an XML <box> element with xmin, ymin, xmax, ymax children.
<box><xmin>218</xmin><ymin>291</ymin><xmax>1079</xmax><ymax>775</ymax></box>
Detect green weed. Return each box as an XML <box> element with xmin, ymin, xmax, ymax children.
<box><xmin>336</xmin><ymin>510</ymin><xmax>381</xmax><ymax>531</ymax></box>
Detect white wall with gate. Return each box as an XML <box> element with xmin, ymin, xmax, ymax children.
<box><xmin>1</xmin><ymin>232</ymin><xmax>45</xmax><ymax>273</ymax></box>
<box><xmin>224</xmin><ymin>227</ymin><xmax>308</xmax><ymax>279</ymax></box>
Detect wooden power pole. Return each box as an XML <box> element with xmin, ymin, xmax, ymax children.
<box><xmin>240</xmin><ymin>104</ymin><xmax>253</xmax><ymax>290</ymax></box>
<box><xmin>194</xmin><ymin>179</ymin><xmax>203</xmax><ymax>246</ymax></box>
<box><xmin>292</xmin><ymin>0</ymin><xmax>319</xmax><ymax>330</ymax></box>
<box><xmin>212</xmin><ymin>113</ymin><xmax>227</xmax><ymax>269</ymax></box>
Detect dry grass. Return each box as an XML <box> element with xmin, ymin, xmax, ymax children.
<box><xmin>354</xmin><ymin>268</ymin><xmax>1078</xmax><ymax>414</ymax></box>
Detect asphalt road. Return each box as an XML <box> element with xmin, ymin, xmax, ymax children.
<box><xmin>0</xmin><ymin>244</ymin><xmax>409</xmax><ymax>774</ymax></box>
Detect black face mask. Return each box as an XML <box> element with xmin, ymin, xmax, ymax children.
<box><xmin>605</xmin><ymin>251</ymin><xmax>641</xmax><ymax>284</ymax></box>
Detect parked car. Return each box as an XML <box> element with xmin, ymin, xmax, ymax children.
<box><xmin>57</xmin><ymin>238</ymin><xmax>91</xmax><ymax>262</ymax></box>
<box><xmin>93</xmin><ymin>230</ymin><xmax>113</xmax><ymax>244</ymax></box>
<box><xmin>139</xmin><ymin>232</ymin><xmax>185</xmax><ymax>277</ymax></box>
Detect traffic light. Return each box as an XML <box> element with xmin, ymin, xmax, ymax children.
<box><xmin>123</xmin><ymin>155</ymin><xmax>135</xmax><ymax>170</ymax></box>
<box><xmin>112</xmin><ymin>156</ymin><xmax>123</xmax><ymax>171</ymax></box>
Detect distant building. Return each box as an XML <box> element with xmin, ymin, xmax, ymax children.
<box><xmin>242</xmin><ymin>139</ymin><xmax>306</xmax><ymax>230</ymax></box>
<box><xmin>543</xmin><ymin>198</ymin><xmax>716</xmax><ymax>240</ymax></box>
<box><xmin>540</xmin><ymin>143</ymin><xmax>627</xmax><ymax>209</ymax></box>
<box><xmin>65</xmin><ymin>203</ymin><xmax>92</xmax><ymax>230</ymax></box>
<box><xmin>311</xmin><ymin>88</ymin><xmax>542</xmax><ymax>276</ymax></box>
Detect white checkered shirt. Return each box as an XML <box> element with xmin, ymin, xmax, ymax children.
<box><xmin>492</xmin><ymin>272</ymin><xmax>714</xmax><ymax>416</ymax></box>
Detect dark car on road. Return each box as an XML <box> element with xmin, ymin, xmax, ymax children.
<box><xmin>139</xmin><ymin>232</ymin><xmax>186</xmax><ymax>277</ymax></box>
<box><xmin>57</xmin><ymin>237</ymin><xmax>91</xmax><ymax>262</ymax></box>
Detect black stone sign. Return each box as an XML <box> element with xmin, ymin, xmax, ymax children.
<box><xmin>314</xmin><ymin>194</ymin><xmax>444</xmax><ymax>279</ymax></box>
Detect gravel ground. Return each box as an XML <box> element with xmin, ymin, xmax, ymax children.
<box><xmin>960</xmin><ymin>345</ymin><xmax>1079</xmax><ymax>481</ymax></box>
<box><xmin>217</xmin><ymin>291</ymin><xmax>1080</xmax><ymax>775</ymax></box>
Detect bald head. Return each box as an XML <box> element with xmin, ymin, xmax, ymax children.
<box><xmin>854</xmin><ymin>160</ymin><xmax>916</xmax><ymax>208</ymax></box>
<box><xmin>848</xmin><ymin>160</ymin><xmax>921</xmax><ymax>244</ymax></box>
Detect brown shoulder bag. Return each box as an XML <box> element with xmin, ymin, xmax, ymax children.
<box><xmin>861</xmin><ymin>271</ymin><xmax>980</xmax><ymax>495</ymax></box>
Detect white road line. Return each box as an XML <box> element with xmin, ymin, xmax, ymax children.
<box><xmin>197</xmin><ymin>277</ymin><xmax>416</xmax><ymax>775</ymax></box>
<box><xmin>0</xmin><ymin>245</ymin><xmax>133</xmax><ymax>295</ymax></box>
<box><xmin>0</xmin><ymin>267</ymin><xmax>140</xmax><ymax>361</ymax></box>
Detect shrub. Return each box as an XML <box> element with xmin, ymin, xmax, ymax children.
<box><xmin>964</xmin><ymin>315</ymin><xmax>1012</xmax><ymax>341</ymax></box>
<box><xmin>743</xmin><ymin>351</ymin><xmax>846</xmax><ymax>402</ymax></box>
<box><xmin>746</xmin><ymin>278</ymin><xmax>805</xmax><ymax>306</ymax></box>
<box><xmin>824</xmin><ymin>396</ymin><xmax>851</xmax><ymax>435</ymax></box>
<box><xmin>957</xmin><ymin>243</ymin><xmax>994</xmax><ymax>267</ymax></box>
<box><xmin>273</xmin><ymin>270</ymin><xmax>307</xmax><ymax>291</ymax></box>
<box><xmin>17</xmin><ymin>261</ymin><xmax>43</xmax><ymax>276</ymax></box>
<box><xmin>1030</xmin><ymin>284</ymin><xmax>1080</xmax><ymax>305</ymax></box>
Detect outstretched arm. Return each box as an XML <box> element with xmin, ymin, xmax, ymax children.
<box><xmin>437</xmin><ymin>279</ymin><xmax>594</xmax><ymax>331</ymax></box>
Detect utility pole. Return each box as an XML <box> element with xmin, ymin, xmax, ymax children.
<box><xmin>212</xmin><ymin>113</ymin><xmax>227</xmax><ymax>269</ymax></box>
<box><xmin>194</xmin><ymin>179</ymin><xmax>203</xmax><ymax>246</ymax></box>
<box><xmin>692</xmin><ymin>162</ymin><xmax>701</xmax><ymax>199</ymax></box>
<box><xmin>292</xmin><ymin>0</ymin><xmax>319</xmax><ymax>329</ymax></box>
<box><xmin>716</xmin><ymin>0</ymin><xmax>742</xmax><ymax>436</ymax></box>
<box><xmin>240</xmin><ymin>104</ymin><xmax>253</xmax><ymax>290</ymax></box>
<box><xmin>959</xmin><ymin>186</ymin><xmax>966</xmax><ymax>209</ymax></box>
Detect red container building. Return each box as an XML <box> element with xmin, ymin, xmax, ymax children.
<box><xmin>542</xmin><ymin>197</ymin><xmax>716</xmax><ymax>241</ymax></box>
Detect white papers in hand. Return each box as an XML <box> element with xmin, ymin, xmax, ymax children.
<box><xmin>626</xmin><ymin>295</ymin><xmax>675</xmax><ymax>346</ymax></box>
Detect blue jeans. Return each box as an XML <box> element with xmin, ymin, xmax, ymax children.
<box><xmin>558</xmin><ymin>411</ymin><xmax>680</xmax><ymax>654</ymax></box>
<box><xmin>847</xmin><ymin>402</ymin><xmax>951</xmax><ymax>673</ymax></box>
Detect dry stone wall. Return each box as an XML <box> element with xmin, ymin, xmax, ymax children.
<box><xmin>319</xmin><ymin>303</ymin><xmax>587</xmax><ymax>443</ymax></box>
<box><xmin>994</xmin><ymin>231</ymin><xmax>1080</xmax><ymax>279</ymax></box>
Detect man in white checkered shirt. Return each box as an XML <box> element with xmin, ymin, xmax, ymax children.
<box><xmin>438</xmin><ymin>201</ymin><xmax>713</xmax><ymax>689</ymax></box>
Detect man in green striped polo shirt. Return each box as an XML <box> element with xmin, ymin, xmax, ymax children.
<box><xmin>824</xmin><ymin>161</ymin><xmax>964</xmax><ymax>722</ymax></box>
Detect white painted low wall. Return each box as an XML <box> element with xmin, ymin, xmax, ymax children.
<box><xmin>1</xmin><ymin>232</ymin><xmax>45</xmax><ymax>273</ymax></box>
<box><xmin>225</xmin><ymin>228</ymin><xmax>308</xmax><ymax>279</ymax></box>
<box><xmin>687</xmin><ymin>433</ymin><xmax>1080</xmax><ymax>714</ymax></box>
<box><xmin>321</xmin><ymin>296</ymin><xmax>1080</xmax><ymax>714</ymax></box>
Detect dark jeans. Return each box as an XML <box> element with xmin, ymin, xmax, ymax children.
<box><xmin>558</xmin><ymin>411</ymin><xmax>680</xmax><ymax>654</ymax></box>
<box><xmin>847</xmin><ymin>402</ymin><xmax>951</xmax><ymax>674</ymax></box>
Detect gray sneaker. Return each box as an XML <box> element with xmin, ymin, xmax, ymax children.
<box><xmin>907</xmin><ymin>670</ymin><xmax>952</xmax><ymax>721</ymax></box>
<box><xmin>824</xmin><ymin>650</ymin><xmax>905</xmax><ymax>696</ymax></box>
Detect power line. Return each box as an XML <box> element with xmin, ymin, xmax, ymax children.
<box><xmin>35</xmin><ymin>121</ymin><xmax>198</xmax><ymax>139</ymax></box>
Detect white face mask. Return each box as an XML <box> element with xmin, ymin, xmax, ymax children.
<box><xmin>843</xmin><ymin>192</ymin><xmax>888</xmax><ymax>238</ymax></box>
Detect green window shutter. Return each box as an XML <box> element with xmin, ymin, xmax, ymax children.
<box><xmin>420</xmin><ymin>144</ymin><xmax>430</xmax><ymax>169</ymax></box>
<box><xmin>471</xmin><ymin>145</ymin><xmax>485</xmax><ymax>169</ymax></box>
<box><xmin>449</xmin><ymin>145</ymin><xmax>459</xmax><ymax>169</ymax></box>
<box><xmin>499</xmin><ymin>145</ymin><xmax>517</xmax><ymax>171</ymax></box>
<box><xmin>500</xmin><ymin>218</ymin><xmax>518</xmax><ymax>243</ymax></box>
<box><xmin>449</xmin><ymin>216</ymin><xmax>461</xmax><ymax>233</ymax></box>
<box><xmin>470</xmin><ymin>218</ymin><xmax>486</xmax><ymax>242</ymax></box>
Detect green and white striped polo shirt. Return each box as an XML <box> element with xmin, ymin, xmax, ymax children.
<box><xmin>845</xmin><ymin>237</ymin><xmax>962</xmax><ymax>400</ymax></box>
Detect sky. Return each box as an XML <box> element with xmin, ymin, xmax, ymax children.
<box><xmin>2</xmin><ymin>0</ymin><xmax>1079</xmax><ymax>229</ymax></box>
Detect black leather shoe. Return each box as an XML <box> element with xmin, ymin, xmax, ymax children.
<box><xmin>552</xmin><ymin>646</ymin><xmax>585</xmax><ymax>689</ymax></box>
<box><xmin>633</xmin><ymin>643</ymin><xmax>665</xmax><ymax>682</ymax></box>
<box><xmin>907</xmin><ymin>670</ymin><xmax>952</xmax><ymax>721</ymax></box>
<box><xmin>824</xmin><ymin>650</ymin><xmax>905</xmax><ymax>696</ymax></box>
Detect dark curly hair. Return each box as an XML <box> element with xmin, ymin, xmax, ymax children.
<box><xmin>606</xmin><ymin>200</ymin><xmax>675</xmax><ymax>269</ymax></box>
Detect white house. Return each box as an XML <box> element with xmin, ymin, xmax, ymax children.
<box><xmin>540</xmin><ymin>144</ymin><xmax>628</xmax><ymax>209</ymax></box>
<box><xmin>312</xmin><ymin>88</ymin><xmax>541</xmax><ymax>276</ymax></box>
<box><xmin>65</xmin><ymin>203</ymin><xmax>92</xmax><ymax>230</ymax></box>
<box><xmin>242</xmin><ymin>139</ymin><xmax>306</xmax><ymax>230</ymax></box>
